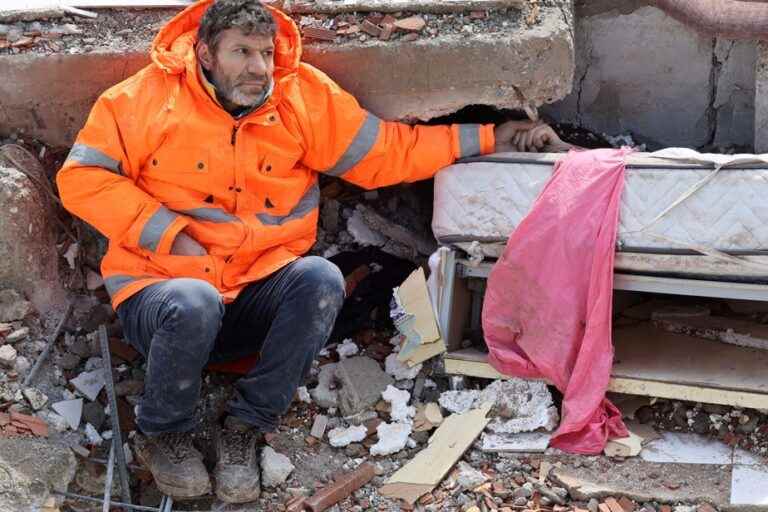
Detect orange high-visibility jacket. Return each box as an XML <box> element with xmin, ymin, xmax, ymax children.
<box><xmin>57</xmin><ymin>0</ymin><xmax>496</xmax><ymax>309</ymax></box>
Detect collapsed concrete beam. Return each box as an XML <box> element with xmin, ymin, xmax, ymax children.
<box><xmin>0</xmin><ymin>51</ymin><xmax>148</xmax><ymax>147</ymax></box>
<box><xmin>285</xmin><ymin>0</ymin><xmax>525</xmax><ymax>15</ymax></box>
<box><xmin>302</xmin><ymin>5</ymin><xmax>574</xmax><ymax>122</ymax></box>
<box><xmin>0</xmin><ymin>2</ymin><xmax>574</xmax><ymax>147</ymax></box>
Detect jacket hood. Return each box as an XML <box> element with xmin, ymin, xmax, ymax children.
<box><xmin>150</xmin><ymin>0</ymin><xmax>302</xmax><ymax>78</ymax></box>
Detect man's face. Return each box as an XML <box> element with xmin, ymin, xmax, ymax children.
<box><xmin>198</xmin><ymin>28</ymin><xmax>275</xmax><ymax>109</ymax></box>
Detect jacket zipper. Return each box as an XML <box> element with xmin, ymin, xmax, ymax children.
<box><xmin>230</xmin><ymin>124</ymin><xmax>239</xmax><ymax>145</ymax></box>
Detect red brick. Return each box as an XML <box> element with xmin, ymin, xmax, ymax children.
<box><xmin>109</xmin><ymin>338</ymin><xmax>139</xmax><ymax>362</ymax></box>
<box><xmin>361</xmin><ymin>20</ymin><xmax>382</xmax><ymax>38</ymax></box>
<box><xmin>302</xmin><ymin>27</ymin><xmax>336</xmax><ymax>42</ymax></box>
<box><xmin>394</xmin><ymin>16</ymin><xmax>426</xmax><ymax>32</ymax></box>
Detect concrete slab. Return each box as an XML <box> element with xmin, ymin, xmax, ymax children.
<box><xmin>480</xmin><ymin>432</ymin><xmax>551</xmax><ymax>453</ymax></box>
<box><xmin>549</xmin><ymin>458</ymin><xmax>730</xmax><ymax>506</ymax></box>
<box><xmin>286</xmin><ymin>0</ymin><xmax>524</xmax><ymax>14</ymax></box>
<box><xmin>640</xmin><ymin>432</ymin><xmax>734</xmax><ymax>465</ymax></box>
<box><xmin>731</xmin><ymin>464</ymin><xmax>768</xmax><ymax>506</ymax></box>
<box><xmin>0</xmin><ymin>3</ymin><xmax>574</xmax><ymax>147</ymax></box>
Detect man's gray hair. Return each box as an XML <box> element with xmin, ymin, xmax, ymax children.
<box><xmin>198</xmin><ymin>0</ymin><xmax>276</xmax><ymax>51</ymax></box>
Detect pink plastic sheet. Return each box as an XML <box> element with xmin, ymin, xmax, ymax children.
<box><xmin>481</xmin><ymin>148</ymin><xmax>630</xmax><ymax>454</ymax></box>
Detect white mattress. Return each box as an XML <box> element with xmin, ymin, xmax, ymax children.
<box><xmin>433</xmin><ymin>152</ymin><xmax>768</xmax><ymax>253</ymax></box>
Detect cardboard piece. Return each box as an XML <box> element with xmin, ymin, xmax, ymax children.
<box><xmin>604</xmin><ymin>429</ymin><xmax>643</xmax><ymax>457</ymax></box>
<box><xmin>380</xmin><ymin>403</ymin><xmax>492</xmax><ymax>504</ymax></box>
<box><xmin>391</xmin><ymin>268</ymin><xmax>446</xmax><ymax>367</ymax></box>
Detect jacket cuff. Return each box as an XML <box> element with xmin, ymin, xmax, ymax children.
<box><xmin>453</xmin><ymin>124</ymin><xmax>495</xmax><ymax>159</ymax></box>
<box><xmin>479</xmin><ymin>124</ymin><xmax>496</xmax><ymax>155</ymax></box>
<box><xmin>124</xmin><ymin>205</ymin><xmax>189</xmax><ymax>255</ymax></box>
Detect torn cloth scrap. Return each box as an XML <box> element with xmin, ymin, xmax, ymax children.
<box><xmin>482</xmin><ymin>148</ymin><xmax>630</xmax><ymax>454</ymax></box>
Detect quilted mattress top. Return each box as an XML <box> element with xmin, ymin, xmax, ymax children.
<box><xmin>432</xmin><ymin>152</ymin><xmax>768</xmax><ymax>253</ymax></box>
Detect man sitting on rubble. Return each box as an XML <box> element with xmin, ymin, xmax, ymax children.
<box><xmin>57</xmin><ymin>0</ymin><xmax>568</xmax><ymax>503</ymax></box>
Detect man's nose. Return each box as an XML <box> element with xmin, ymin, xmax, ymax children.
<box><xmin>247</xmin><ymin>54</ymin><xmax>268</xmax><ymax>75</ymax></box>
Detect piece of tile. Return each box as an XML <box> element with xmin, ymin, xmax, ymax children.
<box><xmin>640</xmin><ymin>432</ymin><xmax>732</xmax><ymax>465</ymax></box>
<box><xmin>731</xmin><ymin>464</ymin><xmax>768</xmax><ymax>505</ymax></box>
<box><xmin>733</xmin><ymin>447</ymin><xmax>764</xmax><ymax>466</ymax></box>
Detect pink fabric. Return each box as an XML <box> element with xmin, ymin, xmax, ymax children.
<box><xmin>481</xmin><ymin>148</ymin><xmax>630</xmax><ymax>454</ymax></box>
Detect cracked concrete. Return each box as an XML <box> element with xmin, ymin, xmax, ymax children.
<box><xmin>545</xmin><ymin>0</ymin><xmax>757</xmax><ymax>150</ymax></box>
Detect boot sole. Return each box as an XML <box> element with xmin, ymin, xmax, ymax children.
<box><xmin>214</xmin><ymin>485</ymin><xmax>261</xmax><ymax>505</ymax></box>
<box><xmin>136</xmin><ymin>445</ymin><xmax>212</xmax><ymax>498</ymax></box>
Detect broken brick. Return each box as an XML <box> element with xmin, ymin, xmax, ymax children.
<box><xmin>394</xmin><ymin>16</ymin><xmax>426</xmax><ymax>32</ymax></box>
<box><xmin>379</xmin><ymin>24</ymin><xmax>394</xmax><ymax>41</ymax></box>
<box><xmin>11</xmin><ymin>37</ymin><xmax>35</xmax><ymax>48</ymax></box>
<box><xmin>605</xmin><ymin>497</ymin><xmax>625</xmax><ymax>512</ymax></box>
<box><xmin>618</xmin><ymin>496</ymin><xmax>636</xmax><ymax>512</ymax></box>
<box><xmin>470</xmin><ymin>11</ymin><xmax>488</xmax><ymax>19</ymax></box>
<box><xmin>402</xmin><ymin>33</ymin><xmax>420</xmax><ymax>42</ymax></box>
<box><xmin>598</xmin><ymin>504</ymin><xmax>612</xmax><ymax>512</ymax></box>
<box><xmin>109</xmin><ymin>337</ymin><xmax>139</xmax><ymax>362</ymax></box>
<box><xmin>360</xmin><ymin>20</ymin><xmax>382</xmax><ymax>38</ymax></box>
<box><xmin>302</xmin><ymin>27</ymin><xmax>336</xmax><ymax>42</ymax></box>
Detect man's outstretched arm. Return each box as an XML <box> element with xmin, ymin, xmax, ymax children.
<box><xmin>297</xmin><ymin>64</ymin><xmax>541</xmax><ymax>189</ymax></box>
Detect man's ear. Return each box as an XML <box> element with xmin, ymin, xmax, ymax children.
<box><xmin>197</xmin><ymin>41</ymin><xmax>214</xmax><ymax>71</ymax></box>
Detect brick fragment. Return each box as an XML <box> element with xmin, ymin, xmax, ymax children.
<box><xmin>618</xmin><ymin>496</ymin><xmax>636</xmax><ymax>512</ymax></box>
<box><xmin>302</xmin><ymin>27</ymin><xmax>336</xmax><ymax>41</ymax></box>
<box><xmin>109</xmin><ymin>337</ymin><xmax>139</xmax><ymax>362</ymax></box>
<box><xmin>305</xmin><ymin>462</ymin><xmax>375</xmax><ymax>512</ymax></box>
<box><xmin>394</xmin><ymin>16</ymin><xmax>426</xmax><ymax>32</ymax></box>
<box><xmin>402</xmin><ymin>33</ymin><xmax>419</xmax><ymax>42</ymax></box>
<box><xmin>361</xmin><ymin>20</ymin><xmax>382</xmax><ymax>38</ymax></box>
<box><xmin>379</xmin><ymin>24</ymin><xmax>394</xmax><ymax>41</ymax></box>
<box><xmin>470</xmin><ymin>11</ymin><xmax>487</xmax><ymax>19</ymax></box>
<box><xmin>605</xmin><ymin>498</ymin><xmax>625</xmax><ymax>512</ymax></box>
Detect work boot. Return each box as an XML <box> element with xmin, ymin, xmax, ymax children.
<box><xmin>134</xmin><ymin>431</ymin><xmax>212</xmax><ymax>498</ymax></box>
<box><xmin>213</xmin><ymin>415</ymin><xmax>263</xmax><ymax>503</ymax></box>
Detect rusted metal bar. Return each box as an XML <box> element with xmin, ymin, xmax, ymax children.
<box><xmin>99</xmin><ymin>324</ymin><xmax>132</xmax><ymax>508</ymax></box>
<box><xmin>304</xmin><ymin>462</ymin><xmax>376</xmax><ymax>512</ymax></box>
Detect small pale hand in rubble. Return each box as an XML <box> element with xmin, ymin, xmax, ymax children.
<box><xmin>495</xmin><ymin>120</ymin><xmax>572</xmax><ymax>153</ymax></box>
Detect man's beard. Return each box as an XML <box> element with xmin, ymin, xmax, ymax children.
<box><xmin>212</xmin><ymin>67</ymin><xmax>272</xmax><ymax>109</ymax></box>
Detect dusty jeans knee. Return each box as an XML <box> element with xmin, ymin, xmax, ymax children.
<box><xmin>213</xmin><ymin>256</ymin><xmax>346</xmax><ymax>432</ymax></box>
<box><xmin>116</xmin><ymin>278</ymin><xmax>224</xmax><ymax>436</ymax></box>
<box><xmin>117</xmin><ymin>257</ymin><xmax>345</xmax><ymax>435</ymax></box>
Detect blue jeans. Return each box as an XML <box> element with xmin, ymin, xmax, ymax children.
<box><xmin>116</xmin><ymin>256</ymin><xmax>345</xmax><ymax>436</ymax></box>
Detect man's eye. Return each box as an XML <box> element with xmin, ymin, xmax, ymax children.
<box><xmin>235</xmin><ymin>48</ymin><xmax>248</xmax><ymax>55</ymax></box>
<box><xmin>264</xmin><ymin>50</ymin><xmax>274</xmax><ymax>56</ymax></box>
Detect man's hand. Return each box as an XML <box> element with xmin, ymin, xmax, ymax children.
<box><xmin>170</xmin><ymin>231</ymin><xmax>207</xmax><ymax>256</ymax></box>
<box><xmin>494</xmin><ymin>120</ymin><xmax>540</xmax><ymax>153</ymax></box>
<box><xmin>495</xmin><ymin>121</ymin><xmax>573</xmax><ymax>153</ymax></box>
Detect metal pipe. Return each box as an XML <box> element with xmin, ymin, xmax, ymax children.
<box><xmin>53</xmin><ymin>491</ymin><xmax>161</xmax><ymax>512</ymax></box>
<box><xmin>648</xmin><ymin>0</ymin><xmax>768</xmax><ymax>40</ymax></box>
<box><xmin>99</xmin><ymin>324</ymin><xmax>133</xmax><ymax>508</ymax></box>
<box><xmin>103</xmin><ymin>443</ymin><xmax>116</xmax><ymax>512</ymax></box>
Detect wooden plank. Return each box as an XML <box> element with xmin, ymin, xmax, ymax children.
<box><xmin>613</xmin><ymin>274</ymin><xmax>768</xmax><ymax>301</ymax></box>
<box><xmin>380</xmin><ymin>403</ymin><xmax>492</xmax><ymax>504</ymax></box>
<box><xmin>607</xmin><ymin>377</ymin><xmax>768</xmax><ymax>410</ymax></box>
<box><xmin>443</xmin><ymin>330</ymin><xmax>768</xmax><ymax>409</ymax></box>
<box><xmin>612</xmin><ymin>324</ymin><xmax>768</xmax><ymax>394</ymax></box>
